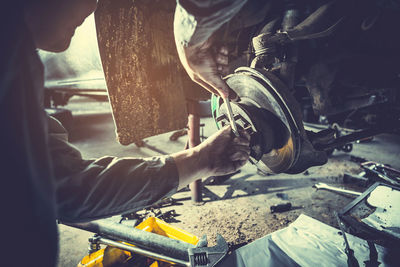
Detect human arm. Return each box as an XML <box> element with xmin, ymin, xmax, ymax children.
<box><xmin>49</xmin><ymin>117</ymin><xmax>249</xmax><ymax>222</ymax></box>
<box><xmin>174</xmin><ymin>0</ymin><xmax>247</xmax><ymax>98</ymax></box>
<box><xmin>49</xmin><ymin>117</ymin><xmax>179</xmax><ymax>222</ymax></box>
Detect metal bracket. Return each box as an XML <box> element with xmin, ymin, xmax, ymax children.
<box><xmin>216</xmin><ymin>113</ymin><xmax>254</xmax><ymax>135</ymax></box>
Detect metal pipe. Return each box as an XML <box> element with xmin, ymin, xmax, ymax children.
<box><xmin>98</xmin><ymin>237</ymin><xmax>190</xmax><ymax>266</ymax></box>
<box><xmin>65</xmin><ymin>219</ymin><xmax>194</xmax><ymax>261</ymax></box>
<box><xmin>187</xmin><ymin>100</ymin><xmax>202</xmax><ymax>203</ymax></box>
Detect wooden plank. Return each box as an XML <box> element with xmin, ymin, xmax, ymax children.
<box><xmin>95</xmin><ymin>0</ymin><xmax>208</xmax><ymax>145</ymax></box>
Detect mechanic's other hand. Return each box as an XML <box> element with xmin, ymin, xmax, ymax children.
<box><xmin>177</xmin><ymin>37</ymin><xmax>231</xmax><ymax>99</ymax></box>
<box><xmin>197</xmin><ymin>125</ymin><xmax>251</xmax><ymax>177</ymax></box>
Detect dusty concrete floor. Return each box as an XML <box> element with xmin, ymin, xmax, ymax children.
<box><xmin>56</xmin><ymin>97</ymin><xmax>400</xmax><ymax>266</ymax></box>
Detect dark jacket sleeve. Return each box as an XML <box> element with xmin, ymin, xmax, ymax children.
<box><xmin>174</xmin><ymin>0</ymin><xmax>247</xmax><ymax>47</ymax></box>
<box><xmin>48</xmin><ymin>117</ymin><xmax>179</xmax><ymax>223</ymax></box>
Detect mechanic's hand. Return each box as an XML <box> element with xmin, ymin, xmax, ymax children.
<box><xmin>177</xmin><ymin>37</ymin><xmax>231</xmax><ymax>99</ymax></box>
<box><xmin>172</xmin><ymin>125</ymin><xmax>250</xmax><ymax>190</ymax></box>
<box><xmin>197</xmin><ymin>125</ymin><xmax>251</xmax><ymax>177</ymax></box>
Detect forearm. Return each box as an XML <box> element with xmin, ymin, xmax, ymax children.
<box><xmin>50</xmin><ymin>118</ymin><xmax>249</xmax><ymax>222</ymax></box>
<box><xmin>48</xmin><ymin>117</ymin><xmax>179</xmax><ymax>222</ymax></box>
<box><xmin>174</xmin><ymin>0</ymin><xmax>247</xmax><ymax>97</ymax></box>
<box><xmin>55</xmin><ymin>155</ymin><xmax>179</xmax><ymax>222</ymax></box>
<box><xmin>171</xmin><ymin>146</ymin><xmax>209</xmax><ymax>190</ymax></box>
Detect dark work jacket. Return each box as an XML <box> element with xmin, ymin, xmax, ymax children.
<box><xmin>0</xmin><ymin>20</ymin><xmax>178</xmax><ymax>267</ymax></box>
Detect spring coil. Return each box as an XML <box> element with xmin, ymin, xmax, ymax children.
<box><xmin>194</xmin><ymin>252</ymin><xmax>208</xmax><ymax>265</ymax></box>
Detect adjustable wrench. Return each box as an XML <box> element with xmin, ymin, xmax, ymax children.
<box><xmin>188</xmin><ymin>234</ymin><xmax>229</xmax><ymax>267</ymax></box>
<box><xmin>313</xmin><ymin>183</ymin><xmax>362</xmax><ymax>197</ymax></box>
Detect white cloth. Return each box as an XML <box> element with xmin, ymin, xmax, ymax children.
<box><xmin>219</xmin><ymin>214</ymin><xmax>395</xmax><ymax>266</ymax></box>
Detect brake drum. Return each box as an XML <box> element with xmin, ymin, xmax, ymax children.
<box><xmin>212</xmin><ymin>67</ymin><xmax>311</xmax><ymax>174</ymax></box>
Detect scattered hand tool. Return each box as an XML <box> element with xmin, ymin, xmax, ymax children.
<box><xmin>334</xmin><ymin>212</ymin><xmax>360</xmax><ymax>267</ymax></box>
<box><xmin>223</xmin><ymin>97</ymin><xmax>240</xmax><ymax>137</ymax></box>
<box><xmin>361</xmin><ymin>161</ymin><xmax>400</xmax><ymax>186</ymax></box>
<box><xmin>155</xmin><ymin>209</ymin><xmax>180</xmax><ymax>223</ymax></box>
<box><xmin>313</xmin><ymin>183</ymin><xmax>362</xmax><ymax>197</ymax></box>
<box><xmin>270</xmin><ymin>202</ymin><xmax>292</xmax><ymax>213</ymax></box>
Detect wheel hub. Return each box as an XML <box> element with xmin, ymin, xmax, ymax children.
<box><xmin>212</xmin><ymin>68</ymin><xmax>303</xmax><ymax>173</ymax></box>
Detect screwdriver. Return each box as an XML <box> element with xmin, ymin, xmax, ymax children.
<box><xmin>223</xmin><ymin>97</ymin><xmax>240</xmax><ymax>137</ymax></box>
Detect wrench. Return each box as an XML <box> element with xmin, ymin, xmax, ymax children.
<box><xmin>188</xmin><ymin>234</ymin><xmax>228</xmax><ymax>267</ymax></box>
<box><xmin>223</xmin><ymin>98</ymin><xmax>240</xmax><ymax>137</ymax></box>
<box><xmin>313</xmin><ymin>183</ymin><xmax>362</xmax><ymax>197</ymax></box>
